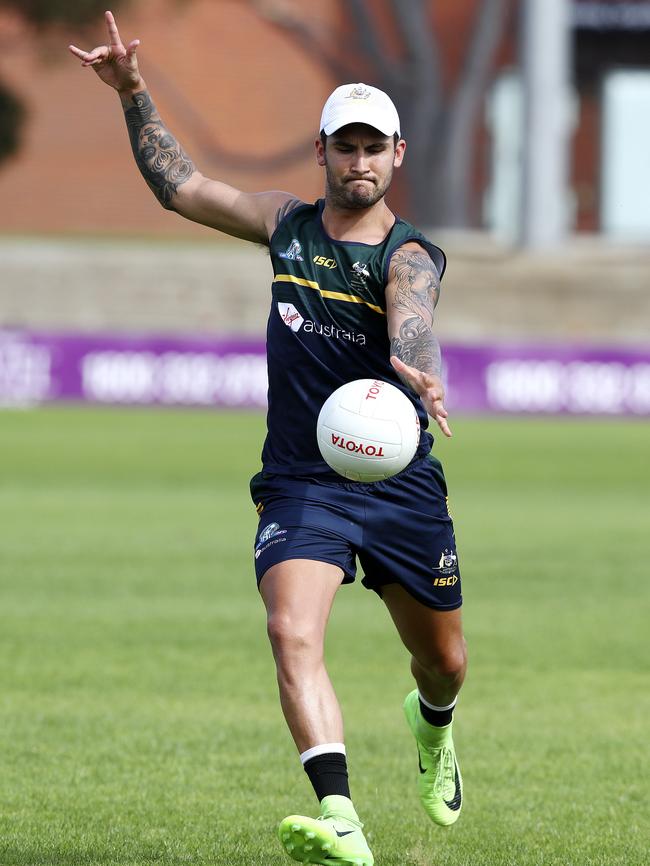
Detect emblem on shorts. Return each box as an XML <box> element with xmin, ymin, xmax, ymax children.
<box><xmin>278</xmin><ymin>239</ymin><xmax>304</xmax><ymax>261</ymax></box>
<box><xmin>433</xmin><ymin>549</ymin><xmax>458</xmax><ymax>576</ymax></box>
<box><xmin>258</xmin><ymin>522</ymin><xmax>281</xmax><ymax>546</ymax></box>
<box><xmin>255</xmin><ymin>521</ymin><xmax>288</xmax><ymax>558</ymax></box>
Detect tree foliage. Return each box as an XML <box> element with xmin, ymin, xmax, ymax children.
<box><xmin>0</xmin><ymin>0</ymin><xmax>510</xmax><ymax>227</ymax></box>
<box><xmin>253</xmin><ymin>0</ymin><xmax>514</xmax><ymax>227</ymax></box>
<box><xmin>128</xmin><ymin>0</ymin><xmax>511</xmax><ymax>227</ymax></box>
<box><xmin>0</xmin><ymin>0</ymin><xmax>123</xmax><ymax>28</ymax></box>
<box><xmin>0</xmin><ymin>0</ymin><xmax>127</xmax><ymax>168</ymax></box>
<box><xmin>0</xmin><ymin>79</ymin><xmax>25</xmax><ymax>163</ymax></box>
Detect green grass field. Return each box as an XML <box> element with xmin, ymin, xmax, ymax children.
<box><xmin>0</xmin><ymin>408</ymin><xmax>648</xmax><ymax>866</ymax></box>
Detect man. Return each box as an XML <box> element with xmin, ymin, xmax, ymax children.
<box><xmin>70</xmin><ymin>12</ymin><xmax>467</xmax><ymax>866</ymax></box>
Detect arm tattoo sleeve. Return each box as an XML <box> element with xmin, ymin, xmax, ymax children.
<box><xmin>389</xmin><ymin>249</ymin><xmax>442</xmax><ymax>377</ymax></box>
<box><xmin>274</xmin><ymin>197</ymin><xmax>303</xmax><ymax>228</ymax></box>
<box><xmin>122</xmin><ymin>91</ymin><xmax>195</xmax><ymax>209</ymax></box>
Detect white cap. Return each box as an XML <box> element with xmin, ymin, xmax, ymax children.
<box><xmin>320</xmin><ymin>83</ymin><xmax>401</xmax><ymax>137</ymax></box>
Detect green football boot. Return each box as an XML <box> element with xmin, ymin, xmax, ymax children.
<box><xmin>403</xmin><ymin>689</ymin><xmax>463</xmax><ymax>826</ymax></box>
<box><xmin>278</xmin><ymin>794</ymin><xmax>374</xmax><ymax>866</ymax></box>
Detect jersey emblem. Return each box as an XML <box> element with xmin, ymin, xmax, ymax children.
<box><xmin>277</xmin><ymin>302</ymin><xmax>304</xmax><ymax>332</ymax></box>
<box><xmin>278</xmin><ymin>238</ymin><xmax>304</xmax><ymax>261</ymax></box>
<box><xmin>350</xmin><ymin>260</ymin><xmax>370</xmax><ymax>289</ymax></box>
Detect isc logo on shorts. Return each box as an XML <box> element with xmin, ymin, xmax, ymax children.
<box><xmin>432</xmin><ymin>575</ymin><xmax>459</xmax><ymax>587</ymax></box>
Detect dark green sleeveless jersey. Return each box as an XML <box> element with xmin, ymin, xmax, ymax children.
<box><xmin>262</xmin><ymin>198</ymin><xmax>446</xmax><ymax>478</ymax></box>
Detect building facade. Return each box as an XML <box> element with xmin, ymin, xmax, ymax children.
<box><xmin>0</xmin><ymin>0</ymin><xmax>649</xmax><ymax>239</ymax></box>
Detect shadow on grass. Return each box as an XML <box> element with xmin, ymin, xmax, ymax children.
<box><xmin>0</xmin><ymin>844</ymin><xmax>283</xmax><ymax>866</ymax></box>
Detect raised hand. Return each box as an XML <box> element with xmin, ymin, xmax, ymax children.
<box><xmin>68</xmin><ymin>10</ymin><xmax>143</xmax><ymax>94</ymax></box>
<box><xmin>391</xmin><ymin>355</ymin><xmax>452</xmax><ymax>438</ymax></box>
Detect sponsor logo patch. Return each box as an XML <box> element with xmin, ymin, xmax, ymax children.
<box><xmin>277</xmin><ymin>302</ymin><xmax>366</xmax><ymax>345</ymax></box>
<box><xmin>278</xmin><ymin>302</ymin><xmax>304</xmax><ymax>332</ymax></box>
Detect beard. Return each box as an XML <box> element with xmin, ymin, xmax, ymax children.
<box><xmin>325</xmin><ymin>164</ymin><xmax>393</xmax><ymax>210</ymax></box>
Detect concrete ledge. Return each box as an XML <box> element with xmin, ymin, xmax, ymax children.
<box><xmin>1</xmin><ymin>234</ymin><xmax>649</xmax><ymax>344</ymax></box>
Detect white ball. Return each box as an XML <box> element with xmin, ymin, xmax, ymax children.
<box><xmin>317</xmin><ymin>379</ymin><xmax>420</xmax><ymax>482</ymax></box>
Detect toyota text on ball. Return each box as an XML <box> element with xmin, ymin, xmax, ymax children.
<box><xmin>331</xmin><ymin>434</ymin><xmax>385</xmax><ymax>457</ymax></box>
<box><xmin>365</xmin><ymin>380</ymin><xmax>384</xmax><ymax>401</ymax></box>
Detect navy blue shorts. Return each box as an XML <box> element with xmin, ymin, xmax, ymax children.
<box><xmin>249</xmin><ymin>455</ymin><xmax>462</xmax><ymax>611</ymax></box>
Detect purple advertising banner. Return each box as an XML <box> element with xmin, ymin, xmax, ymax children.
<box><xmin>1</xmin><ymin>329</ymin><xmax>649</xmax><ymax>415</ymax></box>
<box><xmin>443</xmin><ymin>344</ymin><xmax>650</xmax><ymax>415</ymax></box>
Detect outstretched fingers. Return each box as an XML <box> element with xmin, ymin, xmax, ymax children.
<box><xmin>68</xmin><ymin>43</ymin><xmax>110</xmax><ymax>66</ymax></box>
<box><xmin>432</xmin><ymin>403</ymin><xmax>452</xmax><ymax>438</ymax></box>
<box><xmin>105</xmin><ymin>10</ymin><xmax>124</xmax><ymax>49</ymax></box>
<box><xmin>390</xmin><ymin>355</ymin><xmax>452</xmax><ymax>437</ymax></box>
<box><xmin>390</xmin><ymin>355</ymin><xmax>421</xmax><ymax>390</ymax></box>
<box><xmin>125</xmin><ymin>39</ymin><xmax>140</xmax><ymax>59</ymax></box>
<box><xmin>68</xmin><ymin>12</ymin><xmax>139</xmax><ymax>68</ymax></box>
<box><xmin>421</xmin><ymin>386</ymin><xmax>452</xmax><ymax>438</ymax></box>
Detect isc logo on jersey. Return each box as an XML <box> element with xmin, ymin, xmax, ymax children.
<box><xmin>313</xmin><ymin>255</ymin><xmax>337</xmax><ymax>269</ymax></box>
<box><xmin>277</xmin><ymin>302</ymin><xmax>366</xmax><ymax>346</ymax></box>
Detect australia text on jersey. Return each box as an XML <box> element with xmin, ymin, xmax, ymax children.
<box><xmin>277</xmin><ymin>302</ymin><xmax>366</xmax><ymax>345</ymax></box>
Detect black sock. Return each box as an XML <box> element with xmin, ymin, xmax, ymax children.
<box><xmin>419</xmin><ymin>696</ymin><xmax>454</xmax><ymax>727</ymax></box>
<box><xmin>303</xmin><ymin>752</ymin><xmax>350</xmax><ymax>801</ymax></box>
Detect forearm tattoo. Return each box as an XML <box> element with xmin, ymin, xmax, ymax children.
<box><xmin>389</xmin><ymin>249</ymin><xmax>442</xmax><ymax>377</ymax></box>
<box><xmin>122</xmin><ymin>91</ymin><xmax>195</xmax><ymax>209</ymax></box>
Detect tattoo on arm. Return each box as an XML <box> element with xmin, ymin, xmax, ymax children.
<box><xmin>389</xmin><ymin>249</ymin><xmax>442</xmax><ymax>377</ymax></box>
<box><xmin>122</xmin><ymin>91</ymin><xmax>195</xmax><ymax>209</ymax></box>
<box><xmin>274</xmin><ymin>197</ymin><xmax>303</xmax><ymax>228</ymax></box>
<box><xmin>390</xmin><ymin>319</ymin><xmax>442</xmax><ymax>376</ymax></box>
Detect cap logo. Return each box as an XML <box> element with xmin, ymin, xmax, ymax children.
<box><xmin>346</xmin><ymin>85</ymin><xmax>372</xmax><ymax>100</ymax></box>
